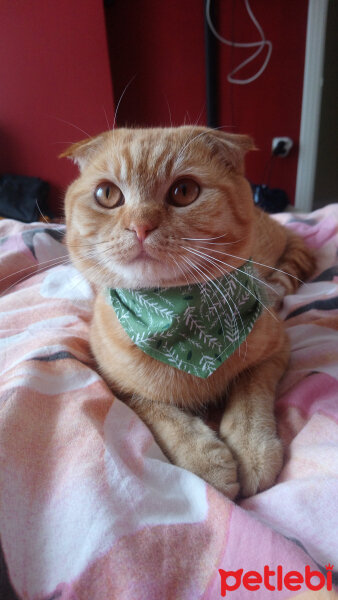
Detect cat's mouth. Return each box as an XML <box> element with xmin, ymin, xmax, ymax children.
<box><xmin>135</xmin><ymin>248</ymin><xmax>154</xmax><ymax>260</ymax></box>
<box><xmin>128</xmin><ymin>244</ymin><xmax>158</xmax><ymax>263</ymax></box>
<box><xmin>112</xmin><ymin>243</ymin><xmax>181</xmax><ymax>288</ymax></box>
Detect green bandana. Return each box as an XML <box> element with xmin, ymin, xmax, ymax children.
<box><xmin>106</xmin><ymin>261</ymin><xmax>263</xmax><ymax>378</ymax></box>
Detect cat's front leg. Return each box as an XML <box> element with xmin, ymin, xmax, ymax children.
<box><xmin>219</xmin><ymin>341</ymin><xmax>289</xmax><ymax>498</ymax></box>
<box><xmin>128</xmin><ymin>396</ymin><xmax>239</xmax><ymax>499</ymax></box>
<box><xmin>266</xmin><ymin>229</ymin><xmax>316</xmax><ymax>299</ymax></box>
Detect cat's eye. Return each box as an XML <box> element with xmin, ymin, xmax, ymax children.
<box><xmin>94</xmin><ymin>182</ymin><xmax>125</xmax><ymax>209</ymax></box>
<box><xmin>167</xmin><ymin>178</ymin><xmax>200</xmax><ymax>207</ymax></box>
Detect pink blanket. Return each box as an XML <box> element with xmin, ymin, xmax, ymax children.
<box><xmin>0</xmin><ymin>206</ymin><xmax>337</xmax><ymax>599</ymax></box>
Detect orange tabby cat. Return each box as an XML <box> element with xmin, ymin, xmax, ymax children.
<box><xmin>62</xmin><ymin>126</ymin><xmax>315</xmax><ymax>498</ymax></box>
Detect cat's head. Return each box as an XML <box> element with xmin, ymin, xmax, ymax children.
<box><xmin>62</xmin><ymin>126</ymin><xmax>255</xmax><ymax>289</ymax></box>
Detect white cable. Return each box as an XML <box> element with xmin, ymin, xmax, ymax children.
<box><xmin>205</xmin><ymin>0</ymin><xmax>272</xmax><ymax>85</ymax></box>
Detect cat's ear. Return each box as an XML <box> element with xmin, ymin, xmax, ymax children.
<box><xmin>206</xmin><ymin>130</ymin><xmax>256</xmax><ymax>173</ymax></box>
<box><xmin>59</xmin><ymin>132</ymin><xmax>108</xmax><ymax>171</ymax></box>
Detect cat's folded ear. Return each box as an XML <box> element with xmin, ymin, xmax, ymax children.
<box><xmin>59</xmin><ymin>132</ymin><xmax>108</xmax><ymax>171</ymax></box>
<box><xmin>204</xmin><ymin>129</ymin><xmax>256</xmax><ymax>173</ymax></box>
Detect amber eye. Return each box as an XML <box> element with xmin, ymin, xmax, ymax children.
<box><xmin>167</xmin><ymin>178</ymin><xmax>200</xmax><ymax>207</ymax></box>
<box><xmin>94</xmin><ymin>182</ymin><xmax>125</xmax><ymax>209</ymax></box>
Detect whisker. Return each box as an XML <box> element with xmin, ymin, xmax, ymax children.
<box><xmin>182</xmin><ymin>252</ymin><xmax>243</xmax><ymax>350</ymax></box>
<box><xmin>167</xmin><ymin>253</ymin><xmax>190</xmax><ymax>287</ymax></box>
<box><xmin>180</xmin><ymin>255</ymin><xmax>226</xmax><ymax>340</ymax></box>
<box><xmin>193</xmin><ymin>257</ymin><xmax>247</xmax><ymax>359</ymax></box>
<box><xmin>175</xmin><ymin>126</ymin><xmax>228</xmax><ymax>166</ymax></box>
<box><xmin>181</xmin><ymin>238</ymin><xmax>305</xmax><ymax>286</ymax></box>
<box><xmin>111</xmin><ymin>75</ymin><xmax>137</xmax><ymax>170</ymax></box>
<box><xmin>0</xmin><ymin>254</ymin><xmax>69</xmax><ymax>286</ymax></box>
<box><xmin>112</xmin><ymin>75</ymin><xmax>136</xmax><ymax>131</ymax></box>
<box><xmin>205</xmin><ymin>247</ymin><xmax>305</xmax><ymax>285</ymax></box>
<box><xmin>181</xmin><ymin>233</ymin><xmax>229</xmax><ymax>242</ymax></box>
<box><xmin>193</xmin><ymin>103</ymin><xmax>207</xmax><ymax>127</ymax></box>
<box><xmin>183</xmin><ymin>252</ymin><xmax>247</xmax><ymax>348</ymax></box>
<box><xmin>182</xmin><ymin>245</ymin><xmax>278</xmax><ymax>321</ymax></box>
<box><xmin>66</xmin><ymin>239</ymin><xmax>113</xmax><ymax>249</ymax></box>
<box><xmin>181</xmin><ymin>256</ymin><xmax>219</xmax><ymax>314</ymax></box>
<box><xmin>180</xmin><ymin>258</ymin><xmax>207</xmax><ymax>299</ymax></box>
<box><xmin>163</xmin><ymin>93</ymin><xmax>173</xmax><ymax>128</ymax></box>
<box><xmin>51</xmin><ymin>116</ymin><xmax>91</xmax><ymax>138</ymax></box>
<box><xmin>58</xmin><ymin>259</ymin><xmax>112</xmax><ymax>301</ymax></box>
<box><xmin>56</xmin><ymin>267</ymin><xmax>93</xmax><ymax>298</ymax></box>
<box><xmin>228</xmin><ymin>267</ymin><xmax>278</xmax><ymax>322</ymax></box>
<box><xmin>182</xmin><ymin>255</ymin><xmax>247</xmax><ymax>360</ymax></box>
<box><xmin>181</xmin><ymin>245</ymin><xmax>279</xmax><ymax>296</ymax></box>
<box><xmin>182</xmin><ymin>240</ymin><xmax>245</xmax><ymax>246</ymax></box>
<box><xmin>35</xmin><ymin>200</ymin><xmax>65</xmax><ymax>233</ymax></box>
<box><xmin>102</xmin><ymin>104</ymin><xmax>112</xmax><ymax>131</ymax></box>
<box><xmin>1</xmin><ymin>257</ymin><xmax>70</xmax><ymax>297</ymax></box>
<box><xmin>183</xmin><ymin>255</ymin><xmax>228</xmax><ymax>329</ymax></box>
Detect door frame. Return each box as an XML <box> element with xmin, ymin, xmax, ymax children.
<box><xmin>295</xmin><ymin>0</ymin><xmax>329</xmax><ymax>212</ymax></box>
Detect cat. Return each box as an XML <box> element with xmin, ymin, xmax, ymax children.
<box><xmin>61</xmin><ymin>126</ymin><xmax>315</xmax><ymax>499</ymax></box>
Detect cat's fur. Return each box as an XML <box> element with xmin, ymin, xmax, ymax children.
<box><xmin>62</xmin><ymin>126</ymin><xmax>315</xmax><ymax>498</ymax></box>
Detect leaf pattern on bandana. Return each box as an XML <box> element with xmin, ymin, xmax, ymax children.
<box><xmin>107</xmin><ymin>261</ymin><xmax>263</xmax><ymax>378</ymax></box>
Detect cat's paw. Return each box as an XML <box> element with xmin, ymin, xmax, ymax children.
<box><xmin>188</xmin><ymin>439</ymin><xmax>239</xmax><ymax>500</ymax></box>
<box><xmin>268</xmin><ymin>281</ymin><xmax>287</xmax><ymax>310</ymax></box>
<box><xmin>221</xmin><ymin>429</ymin><xmax>283</xmax><ymax>498</ymax></box>
<box><xmin>238</xmin><ymin>436</ymin><xmax>283</xmax><ymax>497</ymax></box>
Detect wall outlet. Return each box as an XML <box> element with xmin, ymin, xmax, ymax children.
<box><xmin>272</xmin><ymin>137</ymin><xmax>293</xmax><ymax>157</ymax></box>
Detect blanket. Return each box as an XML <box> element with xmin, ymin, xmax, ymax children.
<box><xmin>0</xmin><ymin>206</ymin><xmax>337</xmax><ymax>599</ymax></box>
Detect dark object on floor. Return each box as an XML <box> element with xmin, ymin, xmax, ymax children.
<box><xmin>0</xmin><ymin>174</ymin><xmax>50</xmax><ymax>223</ymax></box>
<box><xmin>251</xmin><ymin>183</ymin><xmax>289</xmax><ymax>214</ymax></box>
<box><xmin>0</xmin><ymin>541</ymin><xmax>20</xmax><ymax>600</ymax></box>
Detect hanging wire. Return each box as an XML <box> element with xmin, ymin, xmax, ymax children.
<box><xmin>205</xmin><ymin>0</ymin><xmax>273</xmax><ymax>85</ymax></box>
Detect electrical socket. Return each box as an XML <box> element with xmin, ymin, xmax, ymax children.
<box><xmin>272</xmin><ymin>137</ymin><xmax>293</xmax><ymax>157</ymax></box>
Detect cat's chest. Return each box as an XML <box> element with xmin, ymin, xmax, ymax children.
<box><xmin>89</xmin><ymin>292</ymin><xmax>282</xmax><ymax>409</ymax></box>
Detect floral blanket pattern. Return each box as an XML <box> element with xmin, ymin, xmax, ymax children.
<box><xmin>0</xmin><ymin>206</ymin><xmax>337</xmax><ymax>599</ymax></box>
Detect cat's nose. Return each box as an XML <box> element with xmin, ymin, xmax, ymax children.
<box><xmin>128</xmin><ymin>223</ymin><xmax>157</xmax><ymax>242</ymax></box>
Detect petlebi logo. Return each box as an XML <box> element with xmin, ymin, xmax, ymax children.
<box><xmin>219</xmin><ymin>563</ymin><xmax>334</xmax><ymax>596</ymax></box>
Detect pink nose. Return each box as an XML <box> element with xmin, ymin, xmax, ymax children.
<box><xmin>128</xmin><ymin>223</ymin><xmax>157</xmax><ymax>242</ymax></box>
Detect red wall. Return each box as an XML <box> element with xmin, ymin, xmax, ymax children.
<box><xmin>0</xmin><ymin>1</ymin><xmax>308</xmax><ymax>216</ymax></box>
<box><xmin>105</xmin><ymin>0</ymin><xmax>207</xmax><ymax>127</ymax></box>
<box><xmin>0</xmin><ymin>0</ymin><xmax>114</xmax><ymax>216</ymax></box>
<box><xmin>218</xmin><ymin>0</ymin><xmax>308</xmax><ymax>202</ymax></box>
<box><xmin>106</xmin><ymin>0</ymin><xmax>308</xmax><ymax>204</ymax></box>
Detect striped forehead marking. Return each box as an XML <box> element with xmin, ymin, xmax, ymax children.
<box><xmin>113</xmin><ymin>135</ymin><xmax>182</xmax><ymax>186</ymax></box>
